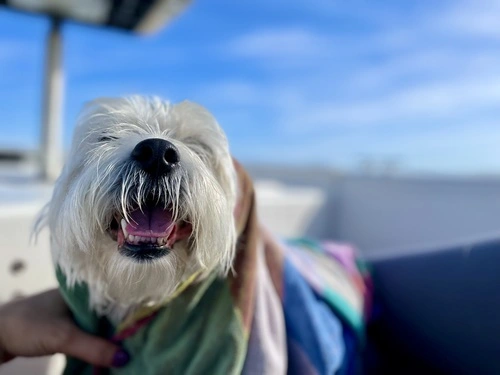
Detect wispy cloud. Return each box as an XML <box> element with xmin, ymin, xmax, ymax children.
<box><xmin>193</xmin><ymin>80</ymin><xmax>262</xmax><ymax>106</ymax></box>
<box><xmin>282</xmin><ymin>74</ymin><xmax>500</xmax><ymax>131</ymax></box>
<box><xmin>213</xmin><ymin>0</ymin><xmax>500</xmax><ymax>132</ymax></box>
<box><xmin>226</xmin><ymin>27</ymin><xmax>329</xmax><ymax>59</ymax></box>
<box><xmin>435</xmin><ymin>0</ymin><xmax>500</xmax><ymax>38</ymax></box>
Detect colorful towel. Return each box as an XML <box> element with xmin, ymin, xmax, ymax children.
<box><xmin>57</xmin><ymin>160</ymin><xmax>371</xmax><ymax>375</ymax></box>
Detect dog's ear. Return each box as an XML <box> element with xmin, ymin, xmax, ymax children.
<box><xmin>173</xmin><ymin>100</ymin><xmax>219</xmax><ymax>133</ymax></box>
<box><xmin>173</xmin><ymin>100</ymin><xmax>237</xmax><ymax>206</ymax></box>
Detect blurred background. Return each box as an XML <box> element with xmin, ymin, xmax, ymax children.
<box><xmin>1</xmin><ymin>1</ymin><xmax>500</xmax><ymax>374</ymax></box>
<box><xmin>2</xmin><ymin>0</ymin><xmax>500</xmax><ymax>176</ymax></box>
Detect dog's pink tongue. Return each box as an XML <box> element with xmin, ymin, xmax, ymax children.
<box><xmin>126</xmin><ymin>207</ymin><xmax>174</xmax><ymax>236</ymax></box>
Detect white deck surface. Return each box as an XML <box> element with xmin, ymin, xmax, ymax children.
<box><xmin>0</xmin><ymin>168</ymin><xmax>64</xmax><ymax>375</ymax></box>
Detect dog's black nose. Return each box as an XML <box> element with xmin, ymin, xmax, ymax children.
<box><xmin>132</xmin><ymin>138</ymin><xmax>179</xmax><ymax>176</ymax></box>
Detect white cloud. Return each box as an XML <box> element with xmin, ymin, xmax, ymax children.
<box><xmin>282</xmin><ymin>73</ymin><xmax>500</xmax><ymax>131</ymax></box>
<box><xmin>435</xmin><ymin>0</ymin><xmax>500</xmax><ymax>38</ymax></box>
<box><xmin>193</xmin><ymin>80</ymin><xmax>262</xmax><ymax>106</ymax></box>
<box><xmin>225</xmin><ymin>27</ymin><xmax>331</xmax><ymax>61</ymax></box>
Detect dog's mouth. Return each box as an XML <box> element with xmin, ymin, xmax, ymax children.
<box><xmin>108</xmin><ymin>204</ymin><xmax>192</xmax><ymax>262</ymax></box>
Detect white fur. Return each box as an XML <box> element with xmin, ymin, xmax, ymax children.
<box><xmin>35</xmin><ymin>96</ymin><xmax>237</xmax><ymax>322</ymax></box>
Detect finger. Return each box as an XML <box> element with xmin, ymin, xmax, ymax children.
<box><xmin>57</xmin><ymin>326</ymin><xmax>129</xmax><ymax>368</ymax></box>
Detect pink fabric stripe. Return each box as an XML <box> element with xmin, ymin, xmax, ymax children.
<box><xmin>112</xmin><ymin>312</ymin><xmax>159</xmax><ymax>343</ymax></box>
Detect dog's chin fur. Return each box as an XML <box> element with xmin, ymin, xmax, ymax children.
<box><xmin>35</xmin><ymin>96</ymin><xmax>238</xmax><ymax>323</ymax></box>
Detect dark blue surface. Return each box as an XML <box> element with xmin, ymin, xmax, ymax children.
<box><xmin>369</xmin><ymin>238</ymin><xmax>500</xmax><ymax>375</ymax></box>
<box><xmin>283</xmin><ymin>259</ymin><xmax>345</xmax><ymax>375</ymax></box>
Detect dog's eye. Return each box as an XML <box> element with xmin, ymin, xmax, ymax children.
<box><xmin>98</xmin><ymin>135</ymin><xmax>118</xmax><ymax>143</ymax></box>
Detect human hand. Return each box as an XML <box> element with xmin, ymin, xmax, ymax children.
<box><xmin>0</xmin><ymin>289</ymin><xmax>129</xmax><ymax>368</ymax></box>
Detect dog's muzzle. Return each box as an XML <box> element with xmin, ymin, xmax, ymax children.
<box><xmin>112</xmin><ymin>205</ymin><xmax>192</xmax><ymax>262</ymax></box>
<box><xmin>107</xmin><ymin>138</ymin><xmax>191</xmax><ymax>262</ymax></box>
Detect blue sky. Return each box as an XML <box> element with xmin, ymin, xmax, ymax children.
<box><xmin>1</xmin><ymin>0</ymin><xmax>500</xmax><ymax>175</ymax></box>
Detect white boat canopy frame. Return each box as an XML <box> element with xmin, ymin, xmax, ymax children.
<box><xmin>0</xmin><ymin>0</ymin><xmax>190</xmax><ymax>180</ymax></box>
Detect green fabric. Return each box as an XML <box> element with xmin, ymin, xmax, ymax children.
<box><xmin>56</xmin><ymin>268</ymin><xmax>101</xmax><ymax>335</ymax></box>
<box><xmin>56</xmin><ymin>268</ymin><xmax>104</xmax><ymax>375</ymax></box>
<box><xmin>57</xmin><ymin>269</ymin><xmax>247</xmax><ymax>375</ymax></box>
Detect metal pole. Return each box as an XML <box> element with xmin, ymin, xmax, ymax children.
<box><xmin>40</xmin><ymin>17</ymin><xmax>64</xmax><ymax>181</ymax></box>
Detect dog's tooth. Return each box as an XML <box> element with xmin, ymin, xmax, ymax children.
<box><xmin>121</xmin><ymin>219</ymin><xmax>128</xmax><ymax>237</ymax></box>
<box><xmin>128</xmin><ymin>234</ymin><xmax>135</xmax><ymax>243</ymax></box>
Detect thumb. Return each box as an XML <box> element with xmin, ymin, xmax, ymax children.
<box><xmin>56</xmin><ymin>325</ymin><xmax>129</xmax><ymax>368</ymax></box>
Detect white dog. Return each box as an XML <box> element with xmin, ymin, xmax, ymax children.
<box><xmin>38</xmin><ymin>97</ymin><xmax>237</xmax><ymax>322</ymax></box>
<box><xmin>36</xmin><ymin>96</ymin><xmax>369</xmax><ymax>375</ymax></box>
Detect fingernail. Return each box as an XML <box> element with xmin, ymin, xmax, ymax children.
<box><xmin>112</xmin><ymin>349</ymin><xmax>130</xmax><ymax>368</ymax></box>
